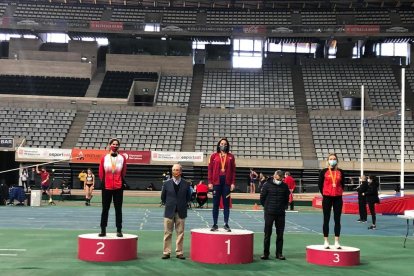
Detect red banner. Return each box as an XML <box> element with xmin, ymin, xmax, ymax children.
<box><xmin>90</xmin><ymin>21</ymin><xmax>123</xmax><ymax>31</ymax></box>
<box><xmin>119</xmin><ymin>151</ymin><xmax>151</xmax><ymax>164</ymax></box>
<box><xmin>345</xmin><ymin>25</ymin><xmax>380</xmax><ymax>34</ymax></box>
<box><xmin>71</xmin><ymin>149</ymin><xmax>107</xmax><ymax>164</ymax></box>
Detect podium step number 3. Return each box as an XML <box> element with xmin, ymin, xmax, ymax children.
<box><xmin>306</xmin><ymin>245</ymin><xmax>360</xmax><ymax>266</ymax></box>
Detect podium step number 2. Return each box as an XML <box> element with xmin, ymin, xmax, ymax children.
<box><xmin>78</xmin><ymin>233</ymin><xmax>138</xmax><ymax>262</ymax></box>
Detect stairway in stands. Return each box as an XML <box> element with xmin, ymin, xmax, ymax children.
<box><xmin>181</xmin><ymin>64</ymin><xmax>205</xmax><ymax>152</ymax></box>
<box><xmin>291</xmin><ymin>65</ymin><xmax>317</xmax><ymax>161</ymax></box>
<box><xmin>84</xmin><ymin>67</ymin><xmax>106</xmax><ymax>98</ymax></box>
<box><xmin>61</xmin><ymin>107</ymin><xmax>89</xmax><ymax>149</ymax></box>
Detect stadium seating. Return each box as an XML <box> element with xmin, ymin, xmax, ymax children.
<box><xmin>76</xmin><ymin>110</ymin><xmax>186</xmax><ymax>151</ymax></box>
<box><xmin>195</xmin><ymin>113</ymin><xmax>301</xmax><ymax>160</ymax></box>
<box><xmin>201</xmin><ymin>65</ymin><xmax>294</xmax><ymax>108</ymax></box>
<box><xmin>0</xmin><ymin>2</ymin><xmax>7</xmax><ymax>17</ymax></box>
<box><xmin>301</xmin><ymin>11</ymin><xmax>337</xmax><ymax>25</ymax></box>
<box><xmin>0</xmin><ymin>75</ymin><xmax>90</xmax><ymax>97</ymax></box>
<box><xmin>14</xmin><ymin>3</ymin><xmax>103</xmax><ymax>21</ymax></box>
<box><xmin>206</xmin><ymin>10</ymin><xmax>291</xmax><ymax>25</ymax></box>
<box><xmin>399</xmin><ymin>9</ymin><xmax>414</xmax><ymax>24</ymax></box>
<box><xmin>97</xmin><ymin>71</ymin><xmax>158</xmax><ymax>98</ymax></box>
<box><xmin>111</xmin><ymin>7</ymin><xmax>197</xmax><ymax>25</ymax></box>
<box><xmin>406</xmin><ymin>67</ymin><xmax>414</xmax><ymax>93</ymax></box>
<box><xmin>302</xmin><ymin>63</ymin><xmax>401</xmax><ymax>110</ymax></box>
<box><xmin>156</xmin><ymin>76</ymin><xmax>192</xmax><ymax>107</ymax></box>
<box><xmin>0</xmin><ymin>107</ymin><xmax>76</xmax><ymax>148</ymax></box>
<box><xmin>310</xmin><ymin>115</ymin><xmax>414</xmax><ymax>162</ymax></box>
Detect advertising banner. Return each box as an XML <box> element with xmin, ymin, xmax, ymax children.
<box><xmin>151</xmin><ymin>151</ymin><xmax>204</xmax><ymax>163</ymax></box>
<box><xmin>345</xmin><ymin>25</ymin><xmax>380</xmax><ymax>34</ymax></box>
<box><xmin>15</xmin><ymin>147</ymin><xmax>72</xmax><ymax>162</ymax></box>
<box><xmin>120</xmin><ymin>150</ymin><xmax>151</xmax><ymax>164</ymax></box>
<box><xmin>90</xmin><ymin>20</ymin><xmax>123</xmax><ymax>31</ymax></box>
<box><xmin>71</xmin><ymin>148</ymin><xmax>107</xmax><ymax>164</ymax></box>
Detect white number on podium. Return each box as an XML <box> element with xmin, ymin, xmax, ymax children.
<box><xmin>225</xmin><ymin>239</ymin><xmax>231</xmax><ymax>255</ymax></box>
<box><xmin>333</xmin><ymin>253</ymin><xmax>340</xmax><ymax>263</ymax></box>
<box><xmin>96</xmin><ymin>242</ymin><xmax>105</xmax><ymax>255</ymax></box>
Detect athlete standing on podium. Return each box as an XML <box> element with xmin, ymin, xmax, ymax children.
<box><xmin>318</xmin><ymin>153</ymin><xmax>345</xmax><ymax>249</ymax></box>
<box><xmin>98</xmin><ymin>138</ymin><xmax>127</xmax><ymax>238</ymax></box>
<box><xmin>208</xmin><ymin>138</ymin><xmax>236</xmax><ymax>232</ymax></box>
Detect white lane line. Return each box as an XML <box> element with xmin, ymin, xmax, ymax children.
<box><xmin>0</xmin><ymin>254</ymin><xmax>18</xmax><ymax>256</ymax></box>
<box><xmin>0</xmin><ymin>249</ymin><xmax>27</xmax><ymax>251</ymax></box>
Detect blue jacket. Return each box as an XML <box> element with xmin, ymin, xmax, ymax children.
<box><xmin>161</xmin><ymin>178</ymin><xmax>191</xmax><ymax>219</ymax></box>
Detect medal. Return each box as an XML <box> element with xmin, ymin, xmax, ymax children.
<box><xmin>329</xmin><ymin>168</ymin><xmax>337</xmax><ymax>188</ymax></box>
<box><xmin>220</xmin><ymin>153</ymin><xmax>227</xmax><ymax>172</ymax></box>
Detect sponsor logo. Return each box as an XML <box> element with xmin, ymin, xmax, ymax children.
<box><xmin>16</xmin><ymin>19</ymin><xmax>39</xmax><ymax>26</ymax></box>
<box><xmin>385</xmin><ymin>26</ymin><xmax>409</xmax><ymax>33</ymax></box>
<box><xmin>271</xmin><ymin>27</ymin><xmax>293</xmax><ymax>33</ymax></box>
<box><xmin>162</xmin><ymin>25</ymin><xmax>183</xmax><ymax>32</ymax></box>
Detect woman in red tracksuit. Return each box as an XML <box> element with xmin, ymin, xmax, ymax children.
<box><xmin>99</xmin><ymin>138</ymin><xmax>127</xmax><ymax>237</ymax></box>
<box><xmin>318</xmin><ymin>153</ymin><xmax>345</xmax><ymax>249</ymax></box>
<box><xmin>208</xmin><ymin>138</ymin><xmax>236</xmax><ymax>232</ymax></box>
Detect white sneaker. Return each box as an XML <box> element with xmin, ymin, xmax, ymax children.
<box><xmin>324</xmin><ymin>241</ymin><xmax>330</xmax><ymax>249</ymax></box>
<box><xmin>334</xmin><ymin>242</ymin><xmax>341</xmax><ymax>249</ymax></box>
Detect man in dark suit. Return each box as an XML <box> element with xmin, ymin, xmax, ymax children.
<box><xmin>161</xmin><ymin>163</ymin><xmax>191</xmax><ymax>260</ymax></box>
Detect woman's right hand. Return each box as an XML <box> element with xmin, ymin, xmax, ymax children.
<box><xmin>208</xmin><ymin>184</ymin><xmax>213</xmax><ymax>190</ymax></box>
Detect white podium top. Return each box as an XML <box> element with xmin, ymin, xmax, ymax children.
<box><xmin>398</xmin><ymin>215</ymin><xmax>414</xmax><ymax>220</ymax></box>
<box><xmin>191</xmin><ymin>228</ymin><xmax>254</xmax><ymax>235</ymax></box>
<box><xmin>306</xmin><ymin>245</ymin><xmax>360</xmax><ymax>252</ymax></box>
<box><xmin>78</xmin><ymin>233</ymin><xmax>138</xmax><ymax>240</ymax></box>
<box><xmin>404</xmin><ymin>210</ymin><xmax>414</xmax><ymax>217</ymax></box>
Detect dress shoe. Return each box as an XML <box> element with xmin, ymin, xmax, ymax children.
<box><xmin>210</xmin><ymin>224</ymin><xmax>218</xmax><ymax>231</ymax></box>
<box><xmin>276</xmin><ymin>255</ymin><xmax>286</xmax><ymax>260</ymax></box>
<box><xmin>176</xmin><ymin>254</ymin><xmax>186</xmax><ymax>260</ymax></box>
<box><xmin>98</xmin><ymin>232</ymin><xmax>106</xmax><ymax>237</ymax></box>
<box><xmin>260</xmin><ymin>255</ymin><xmax>269</xmax><ymax>260</ymax></box>
<box><xmin>161</xmin><ymin>254</ymin><xmax>170</xmax><ymax>259</ymax></box>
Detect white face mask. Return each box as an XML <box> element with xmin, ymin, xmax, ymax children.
<box><xmin>328</xmin><ymin>160</ymin><xmax>337</xmax><ymax>166</ymax></box>
<box><xmin>273</xmin><ymin>179</ymin><xmax>282</xmax><ymax>185</ymax></box>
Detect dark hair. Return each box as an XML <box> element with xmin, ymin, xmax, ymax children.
<box><xmin>109</xmin><ymin>138</ymin><xmax>121</xmax><ymax>145</ymax></box>
<box><xmin>216</xmin><ymin>137</ymin><xmax>230</xmax><ymax>153</ymax></box>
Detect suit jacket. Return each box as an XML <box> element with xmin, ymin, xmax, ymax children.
<box><xmin>161</xmin><ymin>178</ymin><xmax>191</xmax><ymax>219</ymax></box>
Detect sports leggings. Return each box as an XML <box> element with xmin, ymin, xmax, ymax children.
<box><xmin>322</xmin><ymin>195</ymin><xmax>343</xmax><ymax>237</ymax></box>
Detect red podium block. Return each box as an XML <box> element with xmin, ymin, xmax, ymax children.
<box><xmin>78</xmin><ymin>233</ymin><xmax>138</xmax><ymax>262</ymax></box>
<box><xmin>306</xmin><ymin>245</ymin><xmax>360</xmax><ymax>266</ymax></box>
<box><xmin>190</xmin><ymin>228</ymin><xmax>254</xmax><ymax>264</ymax></box>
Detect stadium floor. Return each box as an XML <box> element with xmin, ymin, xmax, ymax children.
<box><xmin>0</xmin><ymin>202</ymin><xmax>413</xmax><ymax>275</ymax></box>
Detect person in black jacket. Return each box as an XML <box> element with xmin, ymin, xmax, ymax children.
<box><xmin>160</xmin><ymin>164</ymin><xmax>191</xmax><ymax>260</ymax></box>
<box><xmin>366</xmin><ymin>175</ymin><xmax>380</xmax><ymax>230</ymax></box>
<box><xmin>260</xmin><ymin>170</ymin><xmax>290</xmax><ymax>260</ymax></box>
<box><xmin>356</xmin><ymin>176</ymin><xmax>368</xmax><ymax>223</ymax></box>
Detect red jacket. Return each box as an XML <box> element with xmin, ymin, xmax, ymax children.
<box><xmin>284</xmin><ymin>175</ymin><xmax>296</xmax><ymax>191</ymax></box>
<box><xmin>99</xmin><ymin>153</ymin><xmax>127</xmax><ymax>190</ymax></box>
<box><xmin>208</xmin><ymin>152</ymin><xmax>236</xmax><ymax>186</ymax></box>
<box><xmin>318</xmin><ymin>168</ymin><xmax>344</xmax><ymax>197</ymax></box>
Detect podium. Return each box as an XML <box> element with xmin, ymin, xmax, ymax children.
<box><xmin>78</xmin><ymin>233</ymin><xmax>138</xmax><ymax>262</ymax></box>
<box><xmin>306</xmin><ymin>245</ymin><xmax>360</xmax><ymax>266</ymax></box>
<box><xmin>191</xmin><ymin>228</ymin><xmax>253</xmax><ymax>264</ymax></box>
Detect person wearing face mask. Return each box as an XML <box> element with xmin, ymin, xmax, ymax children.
<box><xmin>260</xmin><ymin>170</ymin><xmax>290</xmax><ymax>260</ymax></box>
<box><xmin>98</xmin><ymin>138</ymin><xmax>127</xmax><ymax>238</ymax></box>
<box><xmin>318</xmin><ymin>153</ymin><xmax>345</xmax><ymax>249</ymax></box>
<box><xmin>161</xmin><ymin>164</ymin><xmax>191</xmax><ymax>260</ymax></box>
<box><xmin>356</xmin><ymin>175</ymin><xmax>368</xmax><ymax>223</ymax></box>
<box><xmin>365</xmin><ymin>175</ymin><xmax>380</xmax><ymax>230</ymax></box>
<box><xmin>208</xmin><ymin>138</ymin><xmax>236</xmax><ymax>232</ymax></box>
